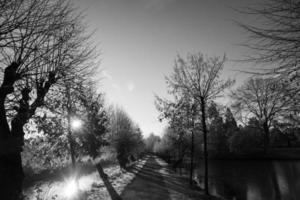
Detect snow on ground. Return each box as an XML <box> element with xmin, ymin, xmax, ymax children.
<box><xmin>87</xmin><ymin>157</ymin><xmax>148</xmax><ymax>200</ymax></box>
<box><xmin>23</xmin><ymin>157</ymin><xmax>148</xmax><ymax>200</ymax></box>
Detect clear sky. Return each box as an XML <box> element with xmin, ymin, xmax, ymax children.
<box><xmin>72</xmin><ymin>0</ymin><xmax>259</xmax><ymax>137</ymax></box>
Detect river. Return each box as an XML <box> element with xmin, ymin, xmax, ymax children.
<box><xmin>189</xmin><ymin>160</ymin><xmax>300</xmax><ymax>200</ymax></box>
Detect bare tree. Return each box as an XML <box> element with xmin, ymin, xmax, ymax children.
<box><xmin>231</xmin><ymin>77</ymin><xmax>297</xmax><ymax>153</ymax></box>
<box><xmin>0</xmin><ymin>1</ymin><xmax>33</xmax><ymax>47</ymax></box>
<box><xmin>237</xmin><ymin>0</ymin><xmax>300</xmax><ymax>88</ymax></box>
<box><xmin>162</xmin><ymin>53</ymin><xmax>234</xmax><ymax>195</ymax></box>
<box><xmin>0</xmin><ymin>0</ymin><xmax>96</xmax><ymax>199</ymax></box>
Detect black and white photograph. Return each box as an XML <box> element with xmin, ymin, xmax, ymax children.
<box><xmin>0</xmin><ymin>0</ymin><xmax>299</xmax><ymax>199</ymax></box>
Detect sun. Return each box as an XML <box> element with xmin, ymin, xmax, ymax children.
<box><xmin>63</xmin><ymin>178</ymin><xmax>78</xmax><ymax>198</ymax></box>
<box><xmin>71</xmin><ymin>119</ymin><xmax>82</xmax><ymax>130</ymax></box>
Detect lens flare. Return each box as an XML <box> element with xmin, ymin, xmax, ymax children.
<box><xmin>71</xmin><ymin>119</ymin><xmax>82</xmax><ymax>129</ymax></box>
<box><xmin>63</xmin><ymin>178</ymin><xmax>78</xmax><ymax>198</ymax></box>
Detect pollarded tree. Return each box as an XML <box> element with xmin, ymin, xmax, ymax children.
<box><xmin>164</xmin><ymin>53</ymin><xmax>234</xmax><ymax>194</ymax></box>
<box><xmin>0</xmin><ymin>0</ymin><xmax>96</xmax><ymax>199</ymax></box>
<box><xmin>231</xmin><ymin>77</ymin><xmax>296</xmax><ymax>153</ymax></box>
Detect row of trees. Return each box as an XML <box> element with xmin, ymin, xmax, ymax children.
<box><xmin>154</xmin><ymin>54</ymin><xmax>299</xmax><ymax>194</ymax></box>
<box><xmin>22</xmin><ymin>85</ymin><xmax>109</xmax><ymax>171</ymax></box>
<box><xmin>108</xmin><ymin>106</ymin><xmax>145</xmax><ymax>169</ymax></box>
<box><xmin>0</xmin><ymin>1</ymin><xmax>145</xmax><ymax>199</ymax></box>
<box><xmin>153</xmin><ymin>99</ymin><xmax>299</xmax><ymax>159</ymax></box>
<box><xmin>22</xmin><ymin>102</ymin><xmax>145</xmax><ymax>173</ymax></box>
<box><xmin>0</xmin><ymin>0</ymin><xmax>97</xmax><ymax>199</ymax></box>
<box><xmin>153</xmin><ymin>0</ymin><xmax>300</xmax><ymax>195</ymax></box>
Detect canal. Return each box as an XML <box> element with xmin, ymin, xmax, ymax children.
<box><xmin>194</xmin><ymin>160</ymin><xmax>300</xmax><ymax>200</ymax></box>
<box><xmin>179</xmin><ymin>159</ymin><xmax>300</xmax><ymax>200</ymax></box>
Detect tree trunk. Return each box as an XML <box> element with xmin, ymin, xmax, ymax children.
<box><xmin>66</xmin><ymin>85</ymin><xmax>76</xmax><ymax>171</ymax></box>
<box><xmin>179</xmin><ymin>143</ymin><xmax>182</xmax><ymax>175</ymax></box>
<box><xmin>1</xmin><ymin>122</ymin><xmax>25</xmax><ymax>200</ymax></box>
<box><xmin>0</xmin><ymin>62</ymin><xmax>24</xmax><ymax>200</ymax></box>
<box><xmin>263</xmin><ymin>121</ymin><xmax>270</xmax><ymax>154</ymax></box>
<box><xmin>286</xmin><ymin>134</ymin><xmax>291</xmax><ymax>148</ymax></box>
<box><xmin>0</xmin><ymin>143</ymin><xmax>24</xmax><ymax>200</ymax></box>
<box><xmin>189</xmin><ymin>130</ymin><xmax>194</xmax><ymax>185</ymax></box>
<box><xmin>1</xmin><ymin>115</ymin><xmax>29</xmax><ymax>200</ymax></box>
<box><xmin>0</xmin><ymin>62</ymin><xmax>56</xmax><ymax>200</ymax></box>
<box><xmin>0</xmin><ymin>87</ymin><xmax>54</xmax><ymax>199</ymax></box>
<box><xmin>200</xmin><ymin>98</ymin><xmax>209</xmax><ymax>195</ymax></box>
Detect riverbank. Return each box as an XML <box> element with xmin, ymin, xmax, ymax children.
<box><xmin>203</xmin><ymin>147</ymin><xmax>300</xmax><ymax>160</ymax></box>
<box><xmin>168</xmin><ymin>156</ymin><xmax>300</xmax><ymax>200</ymax></box>
<box><xmin>23</xmin><ymin>157</ymin><xmax>147</xmax><ymax>200</ymax></box>
<box><xmin>23</xmin><ymin>155</ymin><xmax>224</xmax><ymax>200</ymax></box>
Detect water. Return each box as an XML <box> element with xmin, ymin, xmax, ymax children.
<box><xmin>193</xmin><ymin>160</ymin><xmax>300</xmax><ymax>200</ymax></box>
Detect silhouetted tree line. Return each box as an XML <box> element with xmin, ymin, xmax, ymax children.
<box><xmin>154</xmin><ymin>51</ymin><xmax>299</xmax><ymax>194</ymax></box>
<box><xmin>0</xmin><ymin>1</ymin><xmax>145</xmax><ymax>199</ymax></box>
<box><xmin>152</xmin><ymin>0</ymin><xmax>300</xmax><ymax>195</ymax></box>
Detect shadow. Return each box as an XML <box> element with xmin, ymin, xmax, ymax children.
<box><xmin>121</xmin><ymin>155</ymin><xmax>216</xmax><ymax>200</ymax></box>
<box><xmin>129</xmin><ymin>165</ymin><xmax>188</xmax><ymax>191</ymax></box>
<box><xmin>96</xmin><ymin>163</ymin><xmax>122</xmax><ymax>200</ymax></box>
<box><xmin>121</xmin><ymin>155</ymin><xmax>171</xmax><ymax>200</ymax></box>
<box><xmin>123</xmin><ymin>155</ymin><xmax>227</xmax><ymax>200</ymax></box>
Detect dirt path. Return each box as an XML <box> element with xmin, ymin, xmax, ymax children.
<box><xmin>120</xmin><ymin>155</ymin><xmax>217</xmax><ymax>200</ymax></box>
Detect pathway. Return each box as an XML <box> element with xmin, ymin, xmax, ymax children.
<box><xmin>120</xmin><ymin>155</ymin><xmax>220</xmax><ymax>200</ymax></box>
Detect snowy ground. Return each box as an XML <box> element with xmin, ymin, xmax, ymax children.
<box><xmin>23</xmin><ymin>157</ymin><xmax>148</xmax><ymax>200</ymax></box>
<box><xmin>23</xmin><ymin>155</ymin><xmax>223</xmax><ymax>200</ymax></box>
<box><xmin>87</xmin><ymin>158</ymin><xmax>147</xmax><ymax>200</ymax></box>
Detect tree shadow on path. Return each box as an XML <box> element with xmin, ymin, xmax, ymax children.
<box><xmin>121</xmin><ymin>155</ymin><xmax>171</xmax><ymax>200</ymax></box>
<box><xmin>96</xmin><ymin>163</ymin><xmax>122</xmax><ymax>200</ymax></box>
<box><xmin>121</xmin><ymin>155</ymin><xmax>221</xmax><ymax>200</ymax></box>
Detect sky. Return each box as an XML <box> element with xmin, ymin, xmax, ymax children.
<box><xmin>72</xmin><ymin>0</ymin><xmax>260</xmax><ymax>137</ymax></box>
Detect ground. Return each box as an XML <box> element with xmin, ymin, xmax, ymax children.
<box><xmin>120</xmin><ymin>155</ymin><xmax>221</xmax><ymax>200</ymax></box>
<box><xmin>23</xmin><ymin>155</ymin><xmax>222</xmax><ymax>200</ymax></box>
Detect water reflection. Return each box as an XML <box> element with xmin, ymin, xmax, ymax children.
<box><xmin>193</xmin><ymin>160</ymin><xmax>300</xmax><ymax>200</ymax></box>
<box><xmin>247</xmin><ymin>183</ymin><xmax>262</xmax><ymax>200</ymax></box>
